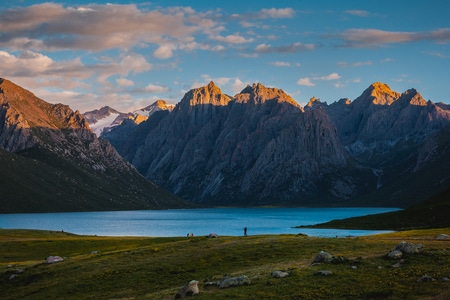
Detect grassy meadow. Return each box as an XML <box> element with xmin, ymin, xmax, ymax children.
<box><xmin>1</xmin><ymin>228</ymin><xmax>449</xmax><ymax>299</ymax></box>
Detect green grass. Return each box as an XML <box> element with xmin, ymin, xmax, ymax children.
<box><xmin>1</xmin><ymin>229</ymin><xmax>449</xmax><ymax>299</ymax></box>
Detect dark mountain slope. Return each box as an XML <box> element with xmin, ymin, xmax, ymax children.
<box><xmin>0</xmin><ymin>78</ymin><xmax>187</xmax><ymax>213</ymax></box>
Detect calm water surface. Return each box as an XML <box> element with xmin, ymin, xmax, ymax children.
<box><xmin>0</xmin><ymin>207</ymin><xmax>399</xmax><ymax>237</ymax></box>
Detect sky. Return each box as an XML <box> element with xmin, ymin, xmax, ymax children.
<box><xmin>1</xmin><ymin>1</ymin><xmax>450</xmax><ymax>113</ymax></box>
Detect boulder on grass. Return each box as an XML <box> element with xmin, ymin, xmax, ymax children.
<box><xmin>436</xmin><ymin>234</ymin><xmax>450</xmax><ymax>240</ymax></box>
<box><xmin>175</xmin><ymin>280</ymin><xmax>199</xmax><ymax>298</ymax></box>
<box><xmin>271</xmin><ymin>270</ymin><xmax>289</xmax><ymax>278</ymax></box>
<box><xmin>387</xmin><ymin>250</ymin><xmax>403</xmax><ymax>259</ymax></box>
<box><xmin>312</xmin><ymin>251</ymin><xmax>333</xmax><ymax>263</ymax></box>
<box><xmin>392</xmin><ymin>241</ymin><xmax>423</xmax><ymax>254</ymax></box>
<box><xmin>45</xmin><ymin>256</ymin><xmax>64</xmax><ymax>264</ymax></box>
<box><xmin>219</xmin><ymin>275</ymin><xmax>250</xmax><ymax>288</ymax></box>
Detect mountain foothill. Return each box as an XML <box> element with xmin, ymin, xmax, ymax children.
<box><xmin>1</xmin><ymin>77</ymin><xmax>449</xmax><ymax>213</ymax></box>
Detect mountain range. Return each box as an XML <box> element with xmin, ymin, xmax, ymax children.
<box><xmin>83</xmin><ymin>100</ymin><xmax>174</xmax><ymax>137</ymax></box>
<box><xmin>102</xmin><ymin>81</ymin><xmax>450</xmax><ymax>207</ymax></box>
<box><xmin>1</xmin><ymin>77</ymin><xmax>449</xmax><ymax>213</ymax></box>
<box><xmin>0</xmin><ymin>78</ymin><xmax>187</xmax><ymax>213</ymax></box>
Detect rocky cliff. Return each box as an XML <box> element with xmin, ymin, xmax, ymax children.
<box><xmin>109</xmin><ymin>82</ymin><xmax>353</xmax><ymax>206</ymax></box>
<box><xmin>105</xmin><ymin>81</ymin><xmax>450</xmax><ymax>207</ymax></box>
<box><xmin>0</xmin><ymin>78</ymin><xmax>187</xmax><ymax>213</ymax></box>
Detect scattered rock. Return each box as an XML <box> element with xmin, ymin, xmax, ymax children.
<box><xmin>387</xmin><ymin>250</ymin><xmax>403</xmax><ymax>259</ymax></box>
<box><xmin>315</xmin><ymin>270</ymin><xmax>333</xmax><ymax>276</ymax></box>
<box><xmin>7</xmin><ymin>264</ymin><xmax>13</xmax><ymax>268</ymax></box>
<box><xmin>219</xmin><ymin>275</ymin><xmax>250</xmax><ymax>288</ymax></box>
<box><xmin>45</xmin><ymin>256</ymin><xmax>64</xmax><ymax>264</ymax></box>
<box><xmin>436</xmin><ymin>234</ymin><xmax>450</xmax><ymax>240</ymax></box>
<box><xmin>271</xmin><ymin>270</ymin><xmax>289</xmax><ymax>278</ymax></box>
<box><xmin>90</xmin><ymin>251</ymin><xmax>101</xmax><ymax>255</ymax></box>
<box><xmin>204</xmin><ymin>281</ymin><xmax>220</xmax><ymax>287</ymax></box>
<box><xmin>208</xmin><ymin>233</ymin><xmax>218</xmax><ymax>238</ymax></box>
<box><xmin>417</xmin><ymin>275</ymin><xmax>435</xmax><ymax>282</ymax></box>
<box><xmin>175</xmin><ymin>280</ymin><xmax>199</xmax><ymax>298</ymax></box>
<box><xmin>392</xmin><ymin>262</ymin><xmax>402</xmax><ymax>268</ymax></box>
<box><xmin>392</xmin><ymin>241</ymin><xmax>423</xmax><ymax>254</ymax></box>
<box><xmin>351</xmin><ymin>266</ymin><xmax>357</xmax><ymax>270</ymax></box>
<box><xmin>9</xmin><ymin>274</ymin><xmax>18</xmax><ymax>280</ymax></box>
<box><xmin>313</xmin><ymin>251</ymin><xmax>334</xmax><ymax>263</ymax></box>
<box><xmin>441</xmin><ymin>277</ymin><xmax>449</xmax><ymax>281</ymax></box>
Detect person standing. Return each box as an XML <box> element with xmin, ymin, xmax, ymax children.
<box><xmin>244</xmin><ymin>227</ymin><xmax>247</xmax><ymax>236</ymax></box>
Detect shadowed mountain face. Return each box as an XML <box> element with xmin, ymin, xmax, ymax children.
<box><xmin>0</xmin><ymin>78</ymin><xmax>187</xmax><ymax>213</ymax></box>
<box><xmin>106</xmin><ymin>81</ymin><xmax>450</xmax><ymax>207</ymax></box>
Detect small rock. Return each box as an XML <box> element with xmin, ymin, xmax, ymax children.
<box><xmin>15</xmin><ymin>268</ymin><xmax>25</xmax><ymax>274</ymax></box>
<box><xmin>441</xmin><ymin>277</ymin><xmax>449</xmax><ymax>282</ymax></box>
<box><xmin>417</xmin><ymin>275</ymin><xmax>435</xmax><ymax>282</ymax></box>
<box><xmin>315</xmin><ymin>270</ymin><xmax>333</xmax><ymax>276</ymax></box>
<box><xmin>7</xmin><ymin>264</ymin><xmax>13</xmax><ymax>268</ymax></box>
<box><xmin>271</xmin><ymin>270</ymin><xmax>289</xmax><ymax>278</ymax></box>
<box><xmin>436</xmin><ymin>234</ymin><xmax>450</xmax><ymax>240</ymax></box>
<box><xmin>45</xmin><ymin>256</ymin><xmax>64</xmax><ymax>264</ymax></box>
<box><xmin>313</xmin><ymin>251</ymin><xmax>333</xmax><ymax>263</ymax></box>
<box><xmin>90</xmin><ymin>251</ymin><xmax>101</xmax><ymax>255</ymax></box>
<box><xmin>378</xmin><ymin>266</ymin><xmax>384</xmax><ymax>269</ymax></box>
<box><xmin>208</xmin><ymin>233</ymin><xmax>218</xmax><ymax>238</ymax></box>
<box><xmin>351</xmin><ymin>266</ymin><xmax>357</xmax><ymax>270</ymax></box>
<box><xmin>9</xmin><ymin>274</ymin><xmax>18</xmax><ymax>280</ymax></box>
<box><xmin>392</xmin><ymin>241</ymin><xmax>423</xmax><ymax>254</ymax></box>
<box><xmin>204</xmin><ymin>281</ymin><xmax>220</xmax><ymax>287</ymax></box>
<box><xmin>219</xmin><ymin>275</ymin><xmax>250</xmax><ymax>288</ymax></box>
<box><xmin>175</xmin><ymin>280</ymin><xmax>199</xmax><ymax>298</ymax></box>
<box><xmin>387</xmin><ymin>250</ymin><xmax>403</xmax><ymax>259</ymax></box>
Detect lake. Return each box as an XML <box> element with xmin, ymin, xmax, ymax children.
<box><xmin>0</xmin><ymin>207</ymin><xmax>400</xmax><ymax>237</ymax></box>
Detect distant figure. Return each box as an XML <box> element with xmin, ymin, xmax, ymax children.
<box><xmin>244</xmin><ymin>227</ymin><xmax>247</xmax><ymax>236</ymax></box>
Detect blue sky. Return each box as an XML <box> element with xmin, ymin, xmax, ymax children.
<box><xmin>1</xmin><ymin>1</ymin><xmax>450</xmax><ymax>112</ymax></box>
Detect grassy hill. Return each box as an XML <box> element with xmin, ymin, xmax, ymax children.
<box><xmin>0</xmin><ymin>147</ymin><xmax>189</xmax><ymax>213</ymax></box>
<box><xmin>1</xmin><ymin>228</ymin><xmax>449</xmax><ymax>299</ymax></box>
<box><xmin>298</xmin><ymin>187</ymin><xmax>450</xmax><ymax>231</ymax></box>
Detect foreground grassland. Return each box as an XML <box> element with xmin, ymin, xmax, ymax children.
<box><xmin>1</xmin><ymin>229</ymin><xmax>449</xmax><ymax>299</ymax></box>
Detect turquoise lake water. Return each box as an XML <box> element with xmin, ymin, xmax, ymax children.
<box><xmin>0</xmin><ymin>207</ymin><xmax>400</xmax><ymax>237</ymax></box>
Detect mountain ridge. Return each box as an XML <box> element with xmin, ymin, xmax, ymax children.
<box><xmin>0</xmin><ymin>78</ymin><xmax>188</xmax><ymax>213</ymax></box>
<box><xmin>104</xmin><ymin>81</ymin><xmax>450</xmax><ymax>207</ymax></box>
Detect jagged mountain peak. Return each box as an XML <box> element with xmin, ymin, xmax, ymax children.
<box><xmin>0</xmin><ymin>78</ymin><xmax>90</xmax><ymax>132</ymax></box>
<box><xmin>178</xmin><ymin>81</ymin><xmax>231</xmax><ymax>109</ymax></box>
<box><xmin>356</xmin><ymin>82</ymin><xmax>401</xmax><ymax>106</ymax></box>
<box><xmin>236</xmin><ymin>82</ymin><xmax>300</xmax><ymax>107</ymax></box>
<box><xmin>399</xmin><ymin>88</ymin><xmax>427</xmax><ymax>106</ymax></box>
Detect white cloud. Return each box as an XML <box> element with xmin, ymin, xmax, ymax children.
<box><xmin>317</xmin><ymin>73</ymin><xmax>341</xmax><ymax>80</ymax></box>
<box><xmin>270</xmin><ymin>61</ymin><xmax>291</xmax><ymax>67</ymax></box>
<box><xmin>0</xmin><ymin>3</ymin><xmax>220</xmax><ymax>52</ymax></box>
<box><xmin>116</xmin><ymin>78</ymin><xmax>134</xmax><ymax>87</ymax></box>
<box><xmin>143</xmin><ymin>84</ymin><xmax>170</xmax><ymax>93</ymax></box>
<box><xmin>259</xmin><ymin>8</ymin><xmax>295</xmax><ymax>18</ymax></box>
<box><xmin>255</xmin><ymin>42</ymin><xmax>316</xmax><ymax>53</ymax></box>
<box><xmin>339</xmin><ymin>28</ymin><xmax>450</xmax><ymax>48</ymax></box>
<box><xmin>210</xmin><ymin>34</ymin><xmax>254</xmax><ymax>44</ymax></box>
<box><xmin>344</xmin><ymin>10</ymin><xmax>369</xmax><ymax>17</ymax></box>
<box><xmin>297</xmin><ymin>78</ymin><xmax>315</xmax><ymax>86</ymax></box>
<box><xmin>153</xmin><ymin>45</ymin><xmax>174</xmax><ymax>59</ymax></box>
<box><xmin>337</xmin><ymin>61</ymin><xmax>372</xmax><ymax>67</ymax></box>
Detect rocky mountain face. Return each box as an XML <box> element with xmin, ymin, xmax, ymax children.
<box><xmin>0</xmin><ymin>78</ymin><xmax>186</xmax><ymax>213</ymax></box>
<box><xmin>105</xmin><ymin>81</ymin><xmax>450</xmax><ymax>207</ymax></box>
<box><xmin>107</xmin><ymin>82</ymin><xmax>354</xmax><ymax>206</ymax></box>
<box><xmin>325</xmin><ymin>82</ymin><xmax>450</xmax><ymax>159</ymax></box>
<box><xmin>83</xmin><ymin>100</ymin><xmax>174</xmax><ymax>137</ymax></box>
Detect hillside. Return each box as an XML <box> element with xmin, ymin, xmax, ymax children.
<box><xmin>0</xmin><ymin>78</ymin><xmax>188</xmax><ymax>213</ymax></box>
